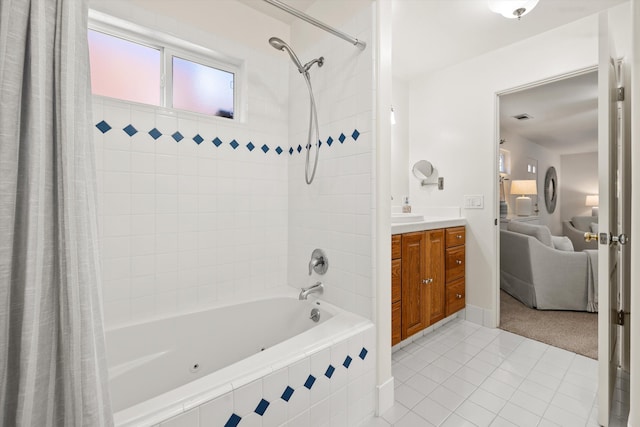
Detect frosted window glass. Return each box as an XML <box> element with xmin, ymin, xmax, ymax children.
<box><xmin>88</xmin><ymin>30</ymin><xmax>161</xmax><ymax>105</ymax></box>
<box><xmin>172</xmin><ymin>57</ymin><xmax>234</xmax><ymax>118</ymax></box>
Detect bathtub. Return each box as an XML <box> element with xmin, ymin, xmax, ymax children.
<box><xmin>107</xmin><ymin>292</ymin><xmax>376</xmax><ymax>426</ymax></box>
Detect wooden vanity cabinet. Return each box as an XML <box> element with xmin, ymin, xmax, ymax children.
<box><xmin>392</xmin><ymin>226</ymin><xmax>465</xmax><ymax>345</ymax></box>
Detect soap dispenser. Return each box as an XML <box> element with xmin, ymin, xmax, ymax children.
<box><xmin>402</xmin><ymin>196</ymin><xmax>411</xmax><ymax>213</ymax></box>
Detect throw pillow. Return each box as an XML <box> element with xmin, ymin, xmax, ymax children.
<box><xmin>507</xmin><ymin>221</ymin><xmax>553</xmax><ymax>247</ymax></box>
<box><xmin>591</xmin><ymin>222</ymin><xmax>599</xmax><ymax>233</ymax></box>
<box><xmin>573</xmin><ymin>216</ymin><xmax>597</xmax><ymax>231</ymax></box>
<box><xmin>552</xmin><ymin>235</ymin><xmax>574</xmax><ymax>251</ymax></box>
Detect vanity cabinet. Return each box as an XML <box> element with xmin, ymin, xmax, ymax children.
<box><xmin>392</xmin><ymin>226</ymin><xmax>465</xmax><ymax>345</ymax></box>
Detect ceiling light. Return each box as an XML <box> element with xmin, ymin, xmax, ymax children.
<box><xmin>390</xmin><ymin>106</ymin><xmax>396</xmax><ymax>125</ymax></box>
<box><xmin>488</xmin><ymin>0</ymin><xmax>539</xmax><ymax>20</ymax></box>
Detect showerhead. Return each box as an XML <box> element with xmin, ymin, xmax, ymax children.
<box><xmin>269</xmin><ymin>37</ymin><xmax>323</xmax><ymax>74</ymax></box>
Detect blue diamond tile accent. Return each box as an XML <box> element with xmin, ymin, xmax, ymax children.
<box><xmin>359</xmin><ymin>347</ymin><xmax>368</xmax><ymax>360</ymax></box>
<box><xmin>352</xmin><ymin>129</ymin><xmax>360</xmax><ymax>140</ymax></box>
<box><xmin>123</xmin><ymin>124</ymin><xmax>138</xmax><ymax>136</ymax></box>
<box><xmin>327</xmin><ymin>136</ymin><xmax>334</xmax><ymax>146</ymax></box>
<box><xmin>281</xmin><ymin>386</ymin><xmax>294</xmax><ymax>402</ymax></box>
<box><xmin>247</xmin><ymin>142</ymin><xmax>255</xmax><ymax>151</ymax></box>
<box><xmin>172</xmin><ymin>131</ymin><xmax>184</xmax><ymax>142</ymax></box>
<box><xmin>255</xmin><ymin>398</ymin><xmax>270</xmax><ymax>416</ymax></box>
<box><xmin>318</xmin><ymin>140</ymin><xmax>322</xmax><ymax>148</ymax></box>
<box><xmin>148</xmin><ymin>128</ymin><xmax>162</xmax><ymax>140</ymax></box>
<box><xmin>230</xmin><ymin>139</ymin><xmax>239</xmax><ymax>149</ymax></box>
<box><xmin>304</xmin><ymin>375</ymin><xmax>316</xmax><ymax>390</ymax></box>
<box><xmin>261</xmin><ymin>144</ymin><xmax>269</xmax><ymax>153</ymax></box>
<box><xmin>343</xmin><ymin>356</ymin><xmax>352</xmax><ymax>369</ymax></box>
<box><xmin>325</xmin><ymin>365</ymin><xmax>335</xmax><ymax>379</ymax></box>
<box><xmin>289</xmin><ymin>147</ymin><xmax>294</xmax><ymax>155</ymax></box>
<box><xmin>297</xmin><ymin>145</ymin><xmax>302</xmax><ymax>153</ymax></box>
<box><xmin>338</xmin><ymin>133</ymin><xmax>346</xmax><ymax>143</ymax></box>
<box><xmin>96</xmin><ymin>120</ymin><xmax>111</xmax><ymax>134</ymax></box>
<box><xmin>276</xmin><ymin>146</ymin><xmax>283</xmax><ymax>155</ymax></box>
<box><xmin>193</xmin><ymin>134</ymin><xmax>204</xmax><ymax>145</ymax></box>
<box><xmin>212</xmin><ymin>137</ymin><xmax>223</xmax><ymax>147</ymax></box>
<box><xmin>224</xmin><ymin>413</ymin><xmax>241</xmax><ymax>427</ymax></box>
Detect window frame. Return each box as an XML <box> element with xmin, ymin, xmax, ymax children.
<box><xmin>88</xmin><ymin>10</ymin><xmax>243</xmax><ymax>121</ymax></box>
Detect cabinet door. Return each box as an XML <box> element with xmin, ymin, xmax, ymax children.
<box><xmin>401</xmin><ymin>232</ymin><xmax>427</xmax><ymax>339</ymax></box>
<box><xmin>391</xmin><ymin>259</ymin><xmax>401</xmax><ymax>303</ymax></box>
<box><xmin>427</xmin><ymin>229</ymin><xmax>446</xmax><ymax>325</ymax></box>
<box><xmin>392</xmin><ymin>301</ymin><xmax>402</xmax><ymax>346</ymax></box>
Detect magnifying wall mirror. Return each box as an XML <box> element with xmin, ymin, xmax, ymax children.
<box><xmin>412</xmin><ymin>160</ymin><xmax>434</xmax><ymax>180</ymax></box>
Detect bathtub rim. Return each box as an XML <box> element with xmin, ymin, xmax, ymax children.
<box><xmin>109</xmin><ymin>292</ymin><xmax>373</xmax><ymax>427</ymax></box>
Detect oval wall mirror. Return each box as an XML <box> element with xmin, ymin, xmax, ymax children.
<box><xmin>544</xmin><ymin>166</ymin><xmax>558</xmax><ymax>213</ymax></box>
<box><xmin>412</xmin><ymin>160</ymin><xmax>434</xmax><ymax>180</ymax></box>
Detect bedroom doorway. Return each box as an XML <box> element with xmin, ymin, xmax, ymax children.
<box><xmin>496</xmin><ymin>68</ymin><xmax>600</xmax><ymax>359</ymax></box>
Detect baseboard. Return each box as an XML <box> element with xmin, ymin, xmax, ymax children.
<box><xmin>465</xmin><ymin>304</ymin><xmax>496</xmax><ymax>328</ymax></box>
<box><xmin>376</xmin><ymin>376</ymin><xmax>394</xmax><ymax>416</ymax></box>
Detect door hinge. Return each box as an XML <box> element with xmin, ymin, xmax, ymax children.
<box><xmin>616</xmin><ymin>310</ymin><xmax>630</xmax><ymax>326</ymax></box>
<box><xmin>617</xmin><ymin>87</ymin><xmax>625</xmax><ymax>102</ymax></box>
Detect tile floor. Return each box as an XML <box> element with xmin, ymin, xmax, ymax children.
<box><xmin>365</xmin><ymin>319</ymin><xmax>630</xmax><ymax>427</ymax></box>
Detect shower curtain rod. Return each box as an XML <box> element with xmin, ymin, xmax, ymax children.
<box><xmin>262</xmin><ymin>0</ymin><xmax>366</xmax><ymax>50</ymax></box>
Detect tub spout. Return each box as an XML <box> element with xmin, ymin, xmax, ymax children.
<box><xmin>299</xmin><ymin>282</ymin><xmax>324</xmax><ymax>300</ymax></box>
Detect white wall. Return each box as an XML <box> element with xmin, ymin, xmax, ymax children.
<box><xmin>500</xmin><ymin>131</ymin><xmax>562</xmax><ymax>234</ymax></box>
<box><xmin>287</xmin><ymin>1</ymin><xmax>376</xmax><ymax>321</ymax></box>
<box><xmin>406</xmin><ymin>8</ymin><xmax>630</xmax><ymax>324</ymax></box>
<box><xmin>560</xmin><ymin>152</ymin><xmax>599</xmax><ymax>220</ymax></box>
<box><xmin>391</xmin><ymin>77</ymin><xmax>410</xmax><ymax>204</ymax></box>
<box><xmin>90</xmin><ymin>0</ymin><xmax>291</xmax><ymax>328</ymax></box>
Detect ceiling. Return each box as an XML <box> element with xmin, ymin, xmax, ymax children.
<box><xmin>500</xmin><ymin>71</ymin><xmax>598</xmax><ymax>155</ymax></box>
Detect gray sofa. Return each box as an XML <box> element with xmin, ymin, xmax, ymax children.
<box><xmin>562</xmin><ymin>215</ymin><xmax>598</xmax><ymax>251</ymax></box>
<box><xmin>500</xmin><ymin>221</ymin><xmax>597</xmax><ymax>312</ymax></box>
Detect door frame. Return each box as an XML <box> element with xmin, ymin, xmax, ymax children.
<box><xmin>493</xmin><ymin>65</ymin><xmax>598</xmax><ymax>328</ymax></box>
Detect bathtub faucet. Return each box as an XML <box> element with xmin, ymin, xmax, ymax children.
<box><xmin>299</xmin><ymin>282</ymin><xmax>324</xmax><ymax>300</ymax></box>
<box><xmin>308</xmin><ymin>248</ymin><xmax>328</xmax><ymax>275</ymax></box>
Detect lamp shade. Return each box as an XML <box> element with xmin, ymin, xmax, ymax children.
<box><xmin>510</xmin><ymin>179</ymin><xmax>537</xmax><ymax>196</ymax></box>
<box><xmin>488</xmin><ymin>0</ymin><xmax>539</xmax><ymax>19</ymax></box>
<box><xmin>585</xmin><ymin>195</ymin><xmax>599</xmax><ymax>207</ymax></box>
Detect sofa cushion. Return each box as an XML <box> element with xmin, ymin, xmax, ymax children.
<box><xmin>572</xmin><ymin>216</ymin><xmax>598</xmax><ymax>232</ymax></box>
<box><xmin>590</xmin><ymin>222</ymin><xmax>599</xmax><ymax>233</ymax></box>
<box><xmin>552</xmin><ymin>235</ymin><xmax>575</xmax><ymax>251</ymax></box>
<box><xmin>507</xmin><ymin>221</ymin><xmax>553</xmax><ymax>247</ymax></box>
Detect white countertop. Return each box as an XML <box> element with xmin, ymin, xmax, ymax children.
<box><xmin>391</xmin><ymin>217</ymin><xmax>466</xmax><ymax>234</ymax></box>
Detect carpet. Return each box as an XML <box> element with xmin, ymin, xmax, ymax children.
<box><xmin>499</xmin><ymin>290</ymin><xmax>598</xmax><ymax>359</ymax></box>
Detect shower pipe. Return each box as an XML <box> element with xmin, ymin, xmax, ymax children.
<box><xmin>262</xmin><ymin>0</ymin><xmax>367</xmax><ymax>50</ymax></box>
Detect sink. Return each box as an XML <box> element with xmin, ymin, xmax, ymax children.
<box><xmin>391</xmin><ymin>213</ymin><xmax>425</xmax><ymax>223</ymax></box>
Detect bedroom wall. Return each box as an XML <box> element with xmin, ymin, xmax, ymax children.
<box><xmin>500</xmin><ymin>131</ymin><xmax>562</xmax><ymax>234</ymax></box>
<box><xmin>560</xmin><ymin>151</ymin><xmax>599</xmax><ymax>220</ymax></box>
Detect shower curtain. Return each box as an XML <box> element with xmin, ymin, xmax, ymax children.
<box><xmin>0</xmin><ymin>0</ymin><xmax>113</xmax><ymax>426</ymax></box>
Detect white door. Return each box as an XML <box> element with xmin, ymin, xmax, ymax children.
<box><xmin>597</xmin><ymin>11</ymin><xmax>625</xmax><ymax>427</ymax></box>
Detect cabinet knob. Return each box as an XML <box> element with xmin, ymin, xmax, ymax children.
<box><xmin>455</xmin><ymin>293</ymin><xmax>463</xmax><ymax>299</ymax></box>
<box><xmin>422</xmin><ymin>278</ymin><xmax>433</xmax><ymax>284</ymax></box>
<box><xmin>456</xmin><ymin>234</ymin><xmax>462</xmax><ymax>239</ymax></box>
<box><xmin>455</xmin><ymin>259</ymin><xmax>462</xmax><ymax>265</ymax></box>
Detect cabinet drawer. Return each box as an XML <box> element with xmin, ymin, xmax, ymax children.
<box><xmin>392</xmin><ymin>301</ymin><xmax>402</xmax><ymax>346</ymax></box>
<box><xmin>392</xmin><ymin>235</ymin><xmax>402</xmax><ymax>259</ymax></box>
<box><xmin>446</xmin><ymin>278</ymin><xmax>465</xmax><ymax>316</ymax></box>
<box><xmin>445</xmin><ymin>246</ymin><xmax>465</xmax><ymax>282</ymax></box>
<box><xmin>445</xmin><ymin>226</ymin><xmax>465</xmax><ymax>248</ymax></box>
<box><xmin>392</xmin><ymin>259</ymin><xmax>401</xmax><ymax>303</ymax></box>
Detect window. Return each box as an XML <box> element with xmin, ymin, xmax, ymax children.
<box><xmin>88</xmin><ymin>14</ymin><xmax>238</xmax><ymax>119</ymax></box>
<box><xmin>88</xmin><ymin>30</ymin><xmax>161</xmax><ymax>106</ymax></box>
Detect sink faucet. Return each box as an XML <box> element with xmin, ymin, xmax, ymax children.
<box><xmin>299</xmin><ymin>282</ymin><xmax>324</xmax><ymax>300</ymax></box>
<box><xmin>308</xmin><ymin>248</ymin><xmax>328</xmax><ymax>275</ymax></box>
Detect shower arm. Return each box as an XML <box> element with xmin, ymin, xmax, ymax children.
<box><xmin>262</xmin><ymin>0</ymin><xmax>366</xmax><ymax>50</ymax></box>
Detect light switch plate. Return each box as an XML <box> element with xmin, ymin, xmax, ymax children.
<box><xmin>463</xmin><ymin>195</ymin><xmax>484</xmax><ymax>209</ymax></box>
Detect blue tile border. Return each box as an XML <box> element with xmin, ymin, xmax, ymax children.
<box><xmin>95</xmin><ymin>120</ymin><xmax>363</xmax><ymax>158</ymax></box>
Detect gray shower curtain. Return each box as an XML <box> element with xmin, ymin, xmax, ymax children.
<box><xmin>0</xmin><ymin>0</ymin><xmax>113</xmax><ymax>426</ymax></box>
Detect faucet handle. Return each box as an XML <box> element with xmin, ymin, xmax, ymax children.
<box><xmin>309</xmin><ymin>248</ymin><xmax>329</xmax><ymax>275</ymax></box>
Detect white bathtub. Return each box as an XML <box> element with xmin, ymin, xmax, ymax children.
<box><xmin>107</xmin><ymin>293</ymin><xmax>375</xmax><ymax>426</ymax></box>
